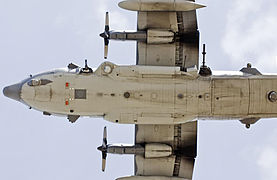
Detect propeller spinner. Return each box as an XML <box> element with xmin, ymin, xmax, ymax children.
<box><xmin>100</xmin><ymin>12</ymin><xmax>110</xmax><ymax>59</ymax></box>
<box><xmin>97</xmin><ymin>126</ymin><xmax>108</xmax><ymax>172</ymax></box>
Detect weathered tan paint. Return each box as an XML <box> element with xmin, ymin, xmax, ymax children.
<box><xmin>249</xmin><ymin>78</ymin><xmax>277</xmax><ymax>115</ymax></box>
<box><xmin>21</xmin><ymin>62</ymin><xmax>277</xmax><ymax>124</ymax></box>
<box><xmin>118</xmin><ymin>0</ymin><xmax>205</xmax><ymax>12</ymax></box>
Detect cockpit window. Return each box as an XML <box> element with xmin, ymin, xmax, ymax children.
<box><xmin>68</xmin><ymin>67</ymin><xmax>81</xmax><ymax>74</ymax></box>
<box><xmin>27</xmin><ymin>79</ymin><xmax>40</xmax><ymax>86</ymax></box>
<box><xmin>75</xmin><ymin>89</ymin><xmax>87</xmax><ymax>99</ymax></box>
<box><xmin>27</xmin><ymin>79</ymin><xmax>52</xmax><ymax>86</ymax></box>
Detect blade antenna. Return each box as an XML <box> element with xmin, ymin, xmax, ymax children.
<box><xmin>85</xmin><ymin>59</ymin><xmax>88</xmax><ymax>69</ymax></box>
<box><xmin>199</xmin><ymin>44</ymin><xmax>212</xmax><ymax>76</ymax></box>
<box><xmin>202</xmin><ymin>44</ymin><xmax>206</xmax><ymax>67</ymax></box>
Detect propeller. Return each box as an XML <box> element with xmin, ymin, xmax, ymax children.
<box><xmin>97</xmin><ymin>126</ymin><xmax>108</xmax><ymax>172</ymax></box>
<box><xmin>100</xmin><ymin>12</ymin><xmax>110</xmax><ymax>59</ymax></box>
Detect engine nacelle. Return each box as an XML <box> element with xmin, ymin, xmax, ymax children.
<box><xmin>145</xmin><ymin>143</ymin><xmax>172</xmax><ymax>158</ymax></box>
<box><xmin>147</xmin><ymin>30</ymin><xmax>174</xmax><ymax>44</ymax></box>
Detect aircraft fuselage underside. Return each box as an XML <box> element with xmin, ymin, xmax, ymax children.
<box><xmin>16</xmin><ymin>62</ymin><xmax>277</xmax><ymax>124</ymax></box>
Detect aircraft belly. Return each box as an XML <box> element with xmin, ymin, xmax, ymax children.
<box><xmin>63</xmin><ymin>74</ymin><xmax>106</xmax><ymax>116</ymax></box>
<box><xmin>175</xmin><ymin>79</ymin><xmax>211</xmax><ymax>118</ymax></box>
<box><xmin>114</xmin><ymin>81</ymin><xmax>176</xmax><ymax>124</ymax></box>
<box><xmin>249</xmin><ymin>79</ymin><xmax>277</xmax><ymax>115</ymax></box>
<box><xmin>28</xmin><ymin>64</ymin><xmax>277</xmax><ymax>123</ymax></box>
<box><xmin>211</xmin><ymin>78</ymin><xmax>249</xmax><ymax>116</ymax></box>
<box><xmin>107</xmin><ymin>77</ymin><xmax>211</xmax><ymax>124</ymax></box>
<box><xmin>34</xmin><ymin>86</ymin><xmax>51</xmax><ymax>102</ymax></box>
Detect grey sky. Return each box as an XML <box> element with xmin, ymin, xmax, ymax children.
<box><xmin>1</xmin><ymin>0</ymin><xmax>277</xmax><ymax>179</ymax></box>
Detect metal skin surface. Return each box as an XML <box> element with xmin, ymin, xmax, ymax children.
<box><xmin>4</xmin><ymin>61</ymin><xmax>277</xmax><ymax>124</ymax></box>
<box><xmin>118</xmin><ymin>0</ymin><xmax>205</xmax><ymax>12</ymax></box>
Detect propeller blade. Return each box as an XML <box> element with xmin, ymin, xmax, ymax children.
<box><xmin>102</xmin><ymin>155</ymin><xmax>107</xmax><ymax>172</ymax></box>
<box><xmin>100</xmin><ymin>12</ymin><xmax>110</xmax><ymax>59</ymax></box>
<box><xmin>105</xmin><ymin>12</ymin><xmax>109</xmax><ymax>32</ymax></box>
<box><xmin>103</xmin><ymin>126</ymin><xmax>107</xmax><ymax>147</ymax></box>
<box><xmin>104</xmin><ymin>38</ymin><xmax>109</xmax><ymax>46</ymax></box>
<box><xmin>102</xmin><ymin>151</ymin><xmax>107</xmax><ymax>171</ymax></box>
<box><xmin>97</xmin><ymin>127</ymin><xmax>109</xmax><ymax>172</ymax></box>
<box><xmin>104</xmin><ymin>45</ymin><xmax>108</xmax><ymax>59</ymax></box>
<box><xmin>104</xmin><ymin>38</ymin><xmax>109</xmax><ymax>59</ymax></box>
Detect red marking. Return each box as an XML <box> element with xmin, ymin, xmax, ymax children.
<box><xmin>65</xmin><ymin>82</ymin><xmax>69</xmax><ymax>87</ymax></box>
<box><xmin>65</xmin><ymin>100</ymin><xmax>69</xmax><ymax>105</ymax></box>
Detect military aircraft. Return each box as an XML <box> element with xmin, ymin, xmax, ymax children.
<box><xmin>3</xmin><ymin>0</ymin><xmax>277</xmax><ymax>179</ymax></box>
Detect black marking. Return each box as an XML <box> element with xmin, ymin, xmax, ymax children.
<box><xmin>173</xmin><ymin>124</ymin><xmax>182</xmax><ymax>176</ymax></box>
<box><xmin>68</xmin><ymin>115</ymin><xmax>80</xmax><ymax>123</ymax></box>
<box><xmin>67</xmin><ymin>63</ymin><xmax>79</xmax><ymax>70</ymax></box>
<box><xmin>43</xmin><ymin>111</ymin><xmax>51</xmax><ymax>116</ymax></box>
<box><xmin>177</xmin><ymin>94</ymin><xmax>184</xmax><ymax>99</ymax></box>
<box><xmin>124</xmin><ymin>92</ymin><xmax>130</xmax><ymax>98</ymax></box>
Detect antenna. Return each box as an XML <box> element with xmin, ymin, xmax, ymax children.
<box><xmin>85</xmin><ymin>59</ymin><xmax>88</xmax><ymax>69</ymax></box>
<box><xmin>199</xmin><ymin>44</ymin><xmax>212</xmax><ymax>76</ymax></box>
<box><xmin>202</xmin><ymin>44</ymin><xmax>206</xmax><ymax>67</ymax></box>
<box><xmin>80</xmin><ymin>59</ymin><xmax>93</xmax><ymax>74</ymax></box>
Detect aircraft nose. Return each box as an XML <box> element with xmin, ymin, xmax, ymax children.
<box><xmin>3</xmin><ymin>83</ymin><xmax>22</xmax><ymax>101</ymax></box>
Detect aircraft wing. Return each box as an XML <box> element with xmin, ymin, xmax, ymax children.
<box><xmin>135</xmin><ymin>123</ymin><xmax>197</xmax><ymax>179</ymax></box>
<box><xmin>136</xmin><ymin>0</ymin><xmax>200</xmax><ymax>70</ymax></box>
<box><xmin>134</xmin><ymin>1</ymin><xmax>199</xmax><ymax>178</ymax></box>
